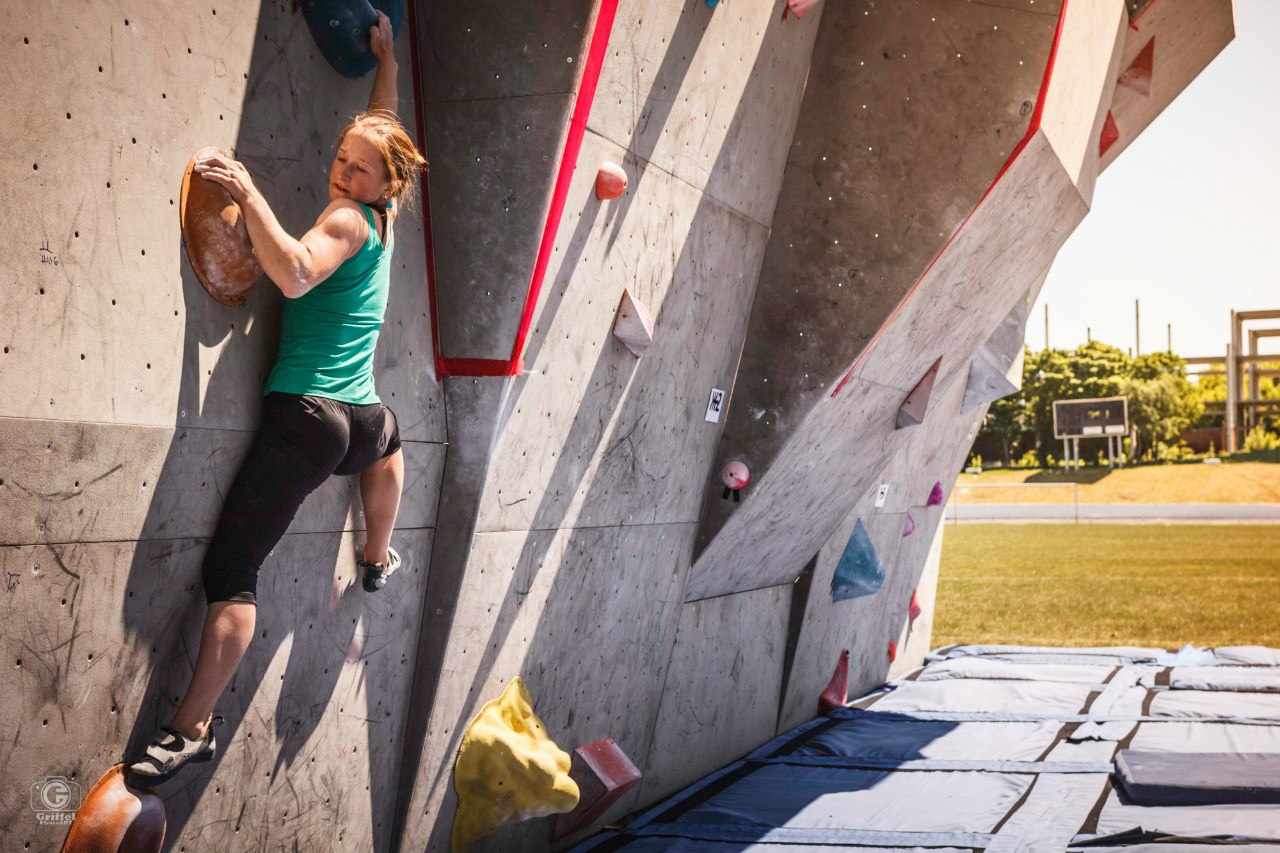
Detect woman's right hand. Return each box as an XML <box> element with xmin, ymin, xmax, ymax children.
<box><xmin>370</xmin><ymin>11</ymin><xmax>395</xmax><ymax>66</ymax></box>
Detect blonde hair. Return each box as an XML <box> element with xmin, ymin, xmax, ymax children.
<box><xmin>337</xmin><ymin>109</ymin><xmax>426</xmax><ymax>210</ymax></box>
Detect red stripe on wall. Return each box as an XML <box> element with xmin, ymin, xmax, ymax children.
<box><xmin>408</xmin><ymin>1</ymin><xmax>619</xmax><ymax>379</ymax></box>
<box><xmin>508</xmin><ymin>0</ymin><xmax>621</xmax><ymax>367</ymax></box>
<box><xmin>830</xmin><ymin>0</ymin><xmax>1070</xmax><ymax>397</ymax></box>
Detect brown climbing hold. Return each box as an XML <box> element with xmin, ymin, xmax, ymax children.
<box><xmin>895</xmin><ymin>357</ymin><xmax>941</xmax><ymax>429</ymax></box>
<box><xmin>818</xmin><ymin>649</ymin><xmax>849</xmax><ymax>714</ymax></box>
<box><xmin>595</xmin><ymin>162</ymin><xmax>628</xmax><ymax>200</ymax></box>
<box><xmin>60</xmin><ymin>765</ymin><xmax>166</xmax><ymax>853</ymax></box>
<box><xmin>180</xmin><ymin>147</ymin><xmax>262</xmax><ymax>306</ymax></box>
<box><xmin>551</xmin><ymin>737</ymin><xmax>643</xmax><ymax>841</ymax></box>
<box><xmin>612</xmin><ymin>289</ymin><xmax>654</xmax><ymax>357</ymax></box>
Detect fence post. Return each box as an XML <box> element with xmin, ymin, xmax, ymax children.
<box><xmin>1074</xmin><ymin>482</ymin><xmax>1079</xmax><ymax>525</ymax></box>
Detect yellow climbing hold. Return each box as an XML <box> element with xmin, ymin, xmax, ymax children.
<box><xmin>451</xmin><ymin>677</ymin><xmax>579</xmax><ymax>852</ymax></box>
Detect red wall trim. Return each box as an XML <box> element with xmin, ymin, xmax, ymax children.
<box><xmin>830</xmin><ymin>0</ymin><xmax>1070</xmax><ymax>397</ymax></box>
<box><xmin>408</xmin><ymin>0</ymin><xmax>620</xmax><ymax>380</ymax></box>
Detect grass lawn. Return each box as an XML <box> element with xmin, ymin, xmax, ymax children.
<box><xmin>934</xmin><ymin>524</ymin><xmax>1280</xmax><ymax>648</ymax></box>
<box><xmin>953</xmin><ymin>461</ymin><xmax>1280</xmax><ymax>504</ymax></box>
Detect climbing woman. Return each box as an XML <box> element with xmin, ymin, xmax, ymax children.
<box><xmin>128</xmin><ymin>11</ymin><xmax>425</xmax><ymax>784</ymax></box>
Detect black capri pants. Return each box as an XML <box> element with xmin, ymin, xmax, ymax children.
<box><xmin>202</xmin><ymin>392</ymin><xmax>401</xmax><ymax>604</ymax></box>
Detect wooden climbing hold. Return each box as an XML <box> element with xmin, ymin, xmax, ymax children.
<box><xmin>60</xmin><ymin>765</ymin><xmax>166</xmax><ymax>853</ymax></box>
<box><xmin>818</xmin><ymin>649</ymin><xmax>849</xmax><ymax>714</ymax></box>
<box><xmin>595</xmin><ymin>161</ymin><xmax>628</xmax><ymax>200</ymax></box>
<box><xmin>551</xmin><ymin>738</ymin><xmax>643</xmax><ymax>841</ymax></box>
<box><xmin>612</xmin><ymin>289</ymin><xmax>654</xmax><ymax>357</ymax></box>
<box><xmin>180</xmin><ymin>147</ymin><xmax>262</xmax><ymax>307</ymax></box>
<box><xmin>895</xmin><ymin>357</ymin><xmax>941</xmax><ymax>429</ymax></box>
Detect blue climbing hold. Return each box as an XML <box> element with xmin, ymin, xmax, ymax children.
<box><xmin>705</xmin><ymin>0</ymin><xmax>720</xmax><ymax>8</ymax></box>
<box><xmin>831</xmin><ymin>520</ymin><xmax>885</xmax><ymax>602</ymax></box>
<box><xmin>301</xmin><ymin>0</ymin><xmax>404</xmax><ymax>79</ymax></box>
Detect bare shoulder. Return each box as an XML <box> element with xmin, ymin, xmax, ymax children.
<box><xmin>314</xmin><ymin>199</ymin><xmax>370</xmax><ymax>244</ymax></box>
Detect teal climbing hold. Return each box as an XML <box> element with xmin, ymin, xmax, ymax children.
<box><xmin>301</xmin><ymin>0</ymin><xmax>403</xmax><ymax>79</ymax></box>
<box><xmin>831</xmin><ymin>520</ymin><xmax>885</xmax><ymax>602</ymax></box>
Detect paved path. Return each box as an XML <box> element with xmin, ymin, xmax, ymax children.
<box><xmin>948</xmin><ymin>502</ymin><xmax>1280</xmax><ymax>522</ymax></box>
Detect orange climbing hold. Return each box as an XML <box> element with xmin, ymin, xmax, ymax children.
<box><xmin>59</xmin><ymin>765</ymin><xmax>166</xmax><ymax>853</ymax></box>
<box><xmin>595</xmin><ymin>162</ymin><xmax>628</xmax><ymax>200</ymax></box>
<box><xmin>887</xmin><ymin>639</ymin><xmax>898</xmax><ymax>663</ymax></box>
<box><xmin>180</xmin><ymin>147</ymin><xmax>262</xmax><ymax>306</ymax></box>
<box><xmin>818</xmin><ymin>649</ymin><xmax>849</xmax><ymax>714</ymax></box>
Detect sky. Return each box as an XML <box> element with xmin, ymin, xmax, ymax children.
<box><xmin>1030</xmin><ymin>0</ymin><xmax>1280</xmax><ymax>360</ymax></box>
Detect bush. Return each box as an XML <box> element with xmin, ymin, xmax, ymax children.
<box><xmin>1243</xmin><ymin>425</ymin><xmax>1280</xmax><ymax>452</ymax></box>
<box><xmin>1016</xmin><ymin>449</ymin><xmax>1040</xmax><ymax>468</ymax></box>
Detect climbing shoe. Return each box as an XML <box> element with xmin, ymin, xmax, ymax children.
<box><xmin>127</xmin><ymin>717</ymin><xmax>220</xmax><ymax>785</ymax></box>
<box><xmin>359</xmin><ymin>546</ymin><xmax>401</xmax><ymax>592</ymax></box>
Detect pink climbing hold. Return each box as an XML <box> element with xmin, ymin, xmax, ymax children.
<box><xmin>926</xmin><ymin>481</ymin><xmax>944</xmax><ymax>507</ymax></box>
<box><xmin>782</xmin><ymin>0</ymin><xmax>821</xmax><ymax>20</ymax></box>
<box><xmin>818</xmin><ymin>649</ymin><xmax>849</xmax><ymax>714</ymax></box>
<box><xmin>595</xmin><ymin>162</ymin><xmax>628</xmax><ymax>200</ymax></box>
<box><xmin>902</xmin><ymin>513</ymin><xmax>915</xmax><ymax>537</ymax></box>
<box><xmin>887</xmin><ymin>640</ymin><xmax>897</xmax><ymax>663</ymax></box>
<box><xmin>721</xmin><ymin>460</ymin><xmax>750</xmax><ymax>491</ymax></box>
<box><xmin>909</xmin><ymin>590</ymin><xmax>922</xmax><ymax>626</ymax></box>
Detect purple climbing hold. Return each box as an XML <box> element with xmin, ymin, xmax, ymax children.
<box><xmin>926</xmin><ymin>481</ymin><xmax>944</xmax><ymax>507</ymax></box>
<box><xmin>902</xmin><ymin>513</ymin><xmax>915</xmax><ymax>537</ymax></box>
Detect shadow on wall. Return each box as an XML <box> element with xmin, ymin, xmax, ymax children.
<box><xmin>415</xmin><ymin>7</ymin><xmax>816</xmax><ymax>849</ymax></box>
<box><xmin>117</xmin><ymin>7</ymin><xmax>396</xmax><ymax>851</ymax></box>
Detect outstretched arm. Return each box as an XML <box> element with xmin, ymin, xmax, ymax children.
<box><xmin>367</xmin><ymin>11</ymin><xmax>398</xmax><ymax>115</ymax></box>
<box><xmin>194</xmin><ymin>153</ymin><xmax>367</xmax><ymax>298</ymax></box>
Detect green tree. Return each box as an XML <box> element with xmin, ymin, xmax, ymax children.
<box><xmin>1123</xmin><ymin>367</ymin><xmax>1204</xmax><ymax>460</ymax></box>
<box><xmin>1024</xmin><ymin>342</ymin><xmax>1131</xmax><ymax>454</ymax></box>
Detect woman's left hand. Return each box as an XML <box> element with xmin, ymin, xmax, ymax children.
<box><xmin>194</xmin><ymin>153</ymin><xmax>258</xmax><ymax>206</ymax></box>
<box><xmin>370</xmin><ymin>11</ymin><xmax>395</xmax><ymax>66</ymax></box>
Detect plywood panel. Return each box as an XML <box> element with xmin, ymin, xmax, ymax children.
<box><xmin>640</xmin><ymin>586</ymin><xmax>791</xmax><ymax>806</ymax></box>
<box><xmin>0</xmin><ymin>417</ymin><xmax>443</xmax><ymax>546</ymax></box>
<box><xmin>1</xmin><ymin>528</ymin><xmax>431</xmax><ymax>853</ymax></box>
<box><xmin>474</xmin><ymin>131</ymin><xmax>768</xmax><ymax>533</ymax></box>
<box><xmin>589</xmin><ymin>0</ymin><xmax>822</xmax><ymax>225</ymax></box>
<box><xmin>0</xmin><ymin>1</ymin><xmax>443</xmax><ymax>439</ymax></box>
<box><xmin>399</xmin><ymin>522</ymin><xmax>692</xmax><ymax>852</ymax></box>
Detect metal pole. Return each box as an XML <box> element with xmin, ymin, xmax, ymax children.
<box><xmin>1074</xmin><ymin>482</ymin><xmax>1079</xmax><ymax>525</ymax></box>
<box><xmin>1135</xmin><ymin>299</ymin><xmax>1141</xmax><ymax>356</ymax></box>
<box><xmin>1226</xmin><ymin>341</ymin><xmax>1238</xmax><ymax>452</ymax></box>
<box><xmin>1062</xmin><ymin>438</ymin><xmax>1068</xmax><ymax>470</ymax></box>
<box><xmin>1167</xmin><ymin>323</ymin><xmax>1172</xmax><ymax>353</ymax></box>
<box><xmin>1087</xmin><ymin>326</ymin><xmax>1092</xmax><ymax>343</ymax></box>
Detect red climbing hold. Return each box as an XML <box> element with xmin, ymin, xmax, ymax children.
<box><xmin>818</xmin><ymin>649</ymin><xmax>849</xmax><ymax>714</ymax></box>
<box><xmin>887</xmin><ymin>640</ymin><xmax>898</xmax><ymax>663</ymax></box>
<box><xmin>909</xmin><ymin>589</ymin><xmax>922</xmax><ymax>626</ymax></box>
<box><xmin>782</xmin><ymin>0</ymin><xmax>821</xmax><ymax>21</ymax></box>
<box><xmin>551</xmin><ymin>738</ymin><xmax>643</xmax><ymax>841</ymax></box>
<box><xmin>1099</xmin><ymin>110</ymin><xmax>1120</xmax><ymax>156</ymax></box>
<box><xmin>1118</xmin><ymin>38</ymin><xmax>1154</xmax><ymax>97</ymax></box>
<box><xmin>595</xmin><ymin>162</ymin><xmax>628</xmax><ymax>200</ymax></box>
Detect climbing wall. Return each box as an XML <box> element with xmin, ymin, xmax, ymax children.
<box><xmin>1</xmin><ymin>1</ymin><xmax>1234</xmax><ymax>852</ymax></box>
<box><xmin>0</xmin><ymin>3</ymin><xmax>443</xmax><ymax>851</ymax></box>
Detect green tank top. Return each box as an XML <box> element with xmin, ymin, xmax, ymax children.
<box><xmin>265</xmin><ymin>203</ymin><xmax>391</xmax><ymax>404</ymax></box>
